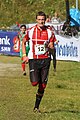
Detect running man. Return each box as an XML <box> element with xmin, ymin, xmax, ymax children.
<box><xmin>22</xmin><ymin>11</ymin><xmax>56</xmax><ymax>112</ymax></box>
<box><xmin>17</xmin><ymin>25</ymin><xmax>30</xmax><ymax>75</ymax></box>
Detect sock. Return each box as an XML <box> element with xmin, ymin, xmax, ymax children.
<box><xmin>22</xmin><ymin>63</ymin><xmax>25</xmax><ymax>71</ymax></box>
<box><xmin>34</xmin><ymin>89</ymin><xmax>44</xmax><ymax>109</ymax></box>
<box><xmin>34</xmin><ymin>94</ymin><xmax>43</xmax><ymax>109</ymax></box>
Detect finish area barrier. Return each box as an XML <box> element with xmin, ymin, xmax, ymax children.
<box><xmin>0</xmin><ymin>31</ymin><xmax>19</xmax><ymax>56</ymax></box>
<box><xmin>55</xmin><ymin>35</ymin><xmax>80</xmax><ymax>62</ymax></box>
<box><xmin>0</xmin><ymin>31</ymin><xmax>80</xmax><ymax>62</ymax></box>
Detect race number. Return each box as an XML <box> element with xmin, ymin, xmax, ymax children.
<box><xmin>35</xmin><ymin>44</ymin><xmax>46</xmax><ymax>55</ymax></box>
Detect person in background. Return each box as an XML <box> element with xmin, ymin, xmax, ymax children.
<box><xmin>16</xmin><ymin>22</ymin><xmax>20</xmax><ymax>27</ymax></box>
<box><xmin>46</xmin><ymin>25</ymin><xmax>58</xmax><ymax>72</ymax></box>
<box><xmin>51</xmin><ymin>12</ymin><xmax>61</xmax><ymax>23</ymax></box>
<box><xmin>49</xmin><ymin>39</ymin><xmax>58</xmax><ymax>72</ymax></box>
<box><xmin>17</xmin><ymin>24</ymin><xmax>30</xmax><ymax>75</ymax></box>
<box><xmin>46</xmin><ymin>15</ymin><xmax>51</xmax><ymax>22</ymax></box>
<box><xmin>22</xmin><ymin>11</ymin><xmax>56</xmax><ymax>112</ymax></box>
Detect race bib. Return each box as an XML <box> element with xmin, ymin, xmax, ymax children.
<box><xmin>35</xmin><ymin>44</ymin><xmax>46</xmax><ymax>55</ymax></box>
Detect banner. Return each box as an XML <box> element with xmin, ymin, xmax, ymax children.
<box><xmin>0</xmin><ymin>31</ymin><xmax>19</xmax><ymax>56</ymax></box>
<box><xmin>0</xmin><ymin>31</ymin><xmax>80</xmax><ymax>62</ymax></box>
<box><xmin>55</xmin><ymin>35</ymin><xmax>80</xmax><ymax>62</ymax></box>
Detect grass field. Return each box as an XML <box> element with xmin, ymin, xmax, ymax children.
<box><xmin>0</xmin><ymin>55</ymin><xmax>80</xmax><ymax>120</ymax></box>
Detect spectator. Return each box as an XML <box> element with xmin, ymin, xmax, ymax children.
<box><xmin>51</xmin><ymin>12</ymin><xmax>61</xmax><ymax>23</ymax></box>
<box><xmin>46</xmin><ymin>15</ymin><xmax>51</xmax><ymax>22</ymax></box>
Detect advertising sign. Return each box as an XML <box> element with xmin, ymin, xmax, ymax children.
<box><xmin>0</xmin><ymin>31</ymin><xmax>19</xmax><ymax>56</ymax></box>
<box><xmin>55</xmin><ymin>35</ymin><xmax>80</xmax><ymax>62</ymax></box>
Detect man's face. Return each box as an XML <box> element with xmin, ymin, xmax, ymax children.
<box><xmin>36</xmin><ymin>16</ymin><xmax>45</xmax><ymax>27</ymax></box>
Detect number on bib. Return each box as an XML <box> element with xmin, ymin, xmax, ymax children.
<box><xmin>35</xmin><ymin>44</ymin><xmax>46</xmax><ymax>55</ymax></box>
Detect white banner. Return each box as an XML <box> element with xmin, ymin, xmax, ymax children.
<box><xmin>55</xmin><ymin>35</ymin><xmax>80</xmax><ymax>62</ymax></box>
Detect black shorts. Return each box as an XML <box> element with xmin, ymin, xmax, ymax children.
<box><xmin>29</xmin><ymin>58</ymin><xmax>51</xmax><ymax>85</ymax></box>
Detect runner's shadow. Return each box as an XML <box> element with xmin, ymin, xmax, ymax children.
<box><xmin>43</xmin><ymin>109</ymin><xmax>80</xmax><ymax>114</ymax></box>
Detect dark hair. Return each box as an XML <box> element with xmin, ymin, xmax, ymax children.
<box><xmin>46</xmin><ymin>15</ymin><xmax>49</xmax><ymax>18</ymax></box>
<box><xmin>20</xmin><ymin>24</ymin><xmax>26</xmax><ymax>29</ymax></box>
<box><xmin>36</xmin><ymin>11</ymin><xmax>46</xmax><ymax>20</ymax></box>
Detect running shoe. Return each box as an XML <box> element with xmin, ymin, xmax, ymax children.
<box><xmin>33</xmin><ymin>108</ymin><xmax>41</xmax><ymax>113</ymax></box>
<box><xmin>23</xmin><ymin>71</ymin><xmax>26</xmax><ymax>76</ymax></box>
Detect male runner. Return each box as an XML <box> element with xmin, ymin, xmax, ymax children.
<box><xmin>22</xmin><ymin>11</ymin><xmax>56</xmax><ymax>112</ymax></box>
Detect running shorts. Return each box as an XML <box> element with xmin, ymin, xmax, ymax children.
<box><xmin>29</xmin><ymin>58</ymin><xmax>51</xmax><ymax>85</ymax></box>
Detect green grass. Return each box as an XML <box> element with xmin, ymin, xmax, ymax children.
<box><xmin>0</xmin><ymin>55</ymin><xmax>80</xmax><ymax>120</ymax></box>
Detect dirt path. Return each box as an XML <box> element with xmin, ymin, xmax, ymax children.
<box><xmin>0</xmin><ymin>63</ymin><xmax>21</xmax><ymax>77</ymax></box>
